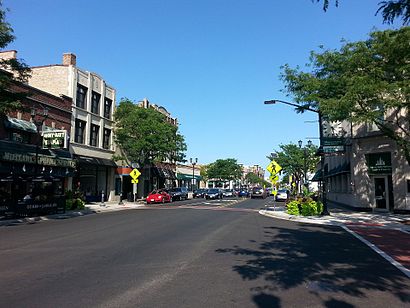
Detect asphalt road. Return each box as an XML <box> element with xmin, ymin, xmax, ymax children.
<box><xmin>1</xmin><ymin>197</ymin><xmax>409</xmax><ymax>308</ymax></box>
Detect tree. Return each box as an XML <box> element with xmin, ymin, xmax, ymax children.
<box><xmin>0</xmin><ymin>1</ymin><xmax>31</xmax><ymax>115</ymax></box>
<box><xmin>314</xmin><ymin>0</ymin><xmax>410</xmax><ymax>25</ymax></box>
<box><xmin>267</xmin><ymin>143</ymin><xmax>319</xmax><ymax>188</ymax></box>
<box><xmin>280</xmin><ymin>27</ymin><xmax>410</xmax><ymax>164</ymax></box>
<box><xmin>114</xmin><ymin>98</ymin><xmax>187</xmax><ymax>167</ymax></box>
<box><xmin>206</xmin><ymin>159</ymin><xmax>243</xmax><ymax>182</ymax></box>
<box><xmin>245</xmin><ymin>172</ymin><xmax>261</xmax><ymax>185</ymax></box>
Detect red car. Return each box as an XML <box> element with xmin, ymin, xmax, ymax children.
<box><xmin>146</xmin><ymin>189</ymin><xmax>172</xmax><ymax>204</ymax></box>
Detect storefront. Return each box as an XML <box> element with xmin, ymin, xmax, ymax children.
<box><xmin>0</xmin><ymin>140</ymin><xmax>75</xmax><ymax>217</ymax></box>
<box><xmin>73</xmin><ymin>155</ymin><xmax>117</xmax><ymax>203</ymax></box>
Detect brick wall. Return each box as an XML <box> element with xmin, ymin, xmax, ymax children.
<box><xmin>29</xmin><ymin>65</ymin><xmax>70</xmax><ymax>97</ymax></box>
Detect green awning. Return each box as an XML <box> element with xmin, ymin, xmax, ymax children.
<box><xmin>4</xmin><ymin>116</ymin><xmax>37</xmax><ymax>133</ymax></box>
<box><xmin>176</xmin><ymin>173</ymin><xmax>202</xmax><ymax>180</ymax></box>
<box><xmin>311</xmin><ymin>170</ymin><xmax>322</xmax><ymax>182</ymax></box>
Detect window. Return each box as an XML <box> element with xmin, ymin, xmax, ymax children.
<box><xmin>76</xmin><ymin>84</ymin><xmax>87</xmax><ymax>109</ymax></box>
<box><xmin>104</xmin><ymin>98</ymin><xmax>112</xmax><ymax>119</ymax></box>
<box><xmin>407</xmin><ymin>179</ymin><xmax>410</xmax><ymax>194</ymax></box>
<box><xmin>103</xmin><ymin>128</ymin><xmax>111</xmax><ymax>149</ymax></box>
<box><xmin>91</xmin><ymin>91</ymin><xmax>101</xmax><ymax>114</ymax></box>
<box><xmin>74</xmin><ymin>119</ymin><xmax>86</xmax><ymax>144</ymax></box>
<box><xmin>90</xmin><ymin>124</ymin><xmax>99</xmax><ymax>147</ymax></box>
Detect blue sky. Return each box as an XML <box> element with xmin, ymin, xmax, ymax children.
<box><xmin>4</xmin><ymin>0</ymin><xmax>399</xmax><ymax>173</ymax></box>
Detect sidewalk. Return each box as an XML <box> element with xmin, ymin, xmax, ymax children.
<box><xmin>0</xmin><ymin>200</ymin><xmax>146</xmax><ymax>226</ymax></box>
<box><xmin>259</xmin><ymin>204</ymin><xmax>410</xmax><ymax>232</ymax></box>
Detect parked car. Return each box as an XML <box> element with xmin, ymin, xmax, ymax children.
<box><xmin>168</xmin><ymin>187</ymin><xmax>188</xmax><ymax>201</ymax></box>
<box><xmin>250</xmin><ymin>187</ymin><xmax>267</xmax><ymax>199</ymax></box>
<box><xmin>222</xmin><ymin>189</ymin><xmax>235</xmax><ymax>197</ymax></box>
<box><xmin>237</xmin><ymin>188</ymin><xmax>250</xmax><ymax>198</ymax></box>
<box><xmin>275</xmin><ymin>189</ymin><xmax>289</xmax><ymax>202</ymax></box>
<box><xmin>193</xmin><ymin>189</ymin><xmax>207</xmax><ymax>198</ymax></box>
<box><xmin>146</xmin><ymin>189</ymin><xmax>172</xmax><ymax>204</ymax></box>
<box><xmin>205</xmin><ymin>188</ymin><xmax>223</xmax><ymax>200</ymax></box>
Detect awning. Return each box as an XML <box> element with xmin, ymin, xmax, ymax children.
<box><xmin>326</xmin><ymin>163</ymin><xmax>350</xmax><ymax>177</ymax></box>
<box><xmin>0</xmin><ymin>140</ymin><xmax>75</xmax><ymax>169</ymax></box>
<box><xmin>4</xmin><ymin>116</ymin><xmax>37</xmax><ymax>133</ymax></box>
<box><xmin>153</xmin><ymin>166</ymin><xmax>177</xmax><ymax>180</ymax></box>
<box><xmin>311</xmin><ymin>170</ymin><xmax>322</xmax><ymax>182</ymax></box>
<box><xmin>76</xmin><ymin>156</ymin><xmax>117</xmax><ymax>167</ymax></box>
<box><xmin>176</xmin><ymin>173</ymin><xmax>202</xmax><ymax>181</ymax></box>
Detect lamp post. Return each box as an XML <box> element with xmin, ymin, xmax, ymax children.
<box><xmin>264</xmin><ymin>99</ymin><xmax>329</xmax><ymax>215</ymax></box>
<box><xmin>30</xmin><ymin>105</ymin><xmax>48</xmax><ymax>177</ymax></box>
<box><xmin>189</xmin><ymin>157</ymin><xmax>198</xmax><ymax>192</ymax></box>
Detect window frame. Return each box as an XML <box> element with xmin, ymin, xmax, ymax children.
<box><xmin>103</xmin><ymin>128</ymin><xmax>111</xmax><ymax>149</ymax></box>
<box><xmin>91</xmin><ymin>91</ymin><xmax>101</xmax><ymax>115</ymax></box>
<box><xmin>74</xmin><ymin>119</ymin><xmax>86</xmax><ymax>144</ymax></box>
<box><xmin>90</xmin><ymin>124</ymin><xmax>100</xmax><ymax>147</ymax></box>
<box><xmin>76</xmin><ymin>84</ymin><xmax>87</xmax><ymax>109</ymax></box>
<box><xmin>104</xmin><ymin>98</ymin><xmax>112</xmax><ymax>119</ymax></box>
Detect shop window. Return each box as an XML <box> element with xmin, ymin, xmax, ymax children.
<box><xmin>104</xmin><ymin>98</ymin><xmax>112</xmax><ymax>119</ymax></box>
<box><xmin>103</xmin><ymin>128</ymin><xmax>111</xmax><ymax>149</ymax></box>
<box><xmin>407</xmin><ymin>179</ymin><xmax>410</xmax><ymax>193</ymax></box>
<box><xmin>9</xmin><ymin>131</ymin><xmax>30</xmax><ymax>143</ymax></box>
<box><xmin>76</xmin><ymin>84</ymin><xmax>87</xmax><ymax>109</ymax></box>
<box><xmin>74</xmin><ymin>119</ymin><xmax>86</xmax><ymax>144</ymax></box>
<box><xmin>90</xmin><ymin>124</ymin><xmax>99</xmax><ymax>147</ymax></box>
<box><xmin>91</xmin><ymin>91</ymin><xmax>101</xmax><ymax>114</ymax></box>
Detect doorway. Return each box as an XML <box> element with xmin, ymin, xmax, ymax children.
<box><xmin>374</xmin><ymin>176</ymin><xmax>389</xmax><ymax>210</ymax></box>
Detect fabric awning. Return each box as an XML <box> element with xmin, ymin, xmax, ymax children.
<box><xmin>326</xmin><ymin>163</ymin><xmax>350</xmax><ymax>177</ymax></box>
<box><xmin>76</xmin><ymin>156</ymin><xmax>117</xmax><ymax>167</ymax></box>
<box><xmin>310</xmin><ymin>170</ymin><xmax>322</xmax><ymax>182</ymax></box>
<box><xmin>176</xmin><ymin>173</ymin><xmax>202</xmax><ymax>181</ymax></box>
<box><xmin>153</xmin><ymin>166</ymin><xmax>177</xmax><ymax>180</ymax></box>
<box><xmin>4</xmin><ymin>116</ymin><xmax>37</xmax><ymax>133</ymax></box>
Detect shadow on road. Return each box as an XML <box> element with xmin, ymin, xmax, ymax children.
<box><xmin>216</xmin><ymin>223</ymin><xmax>410</xmax><ymax>307</ymax></box>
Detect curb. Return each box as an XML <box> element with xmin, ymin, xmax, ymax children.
<box><xmin>259</xmin><ymin>209</ymin><xmax>342</xmax><ymax>227</ymax></box>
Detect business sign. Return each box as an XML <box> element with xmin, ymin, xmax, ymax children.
<box><xmin>322</xmin><ymin>145</ymin><xmax>345</xmax><ymax>154</ymax></box>
<box><xmin>42</xmin><ymin>130</ymin><xmax>67</xmax><ymax>149</ymax></box>
<box><xmin>0</xmin><ymin>152</ymin><xmax>75</xmax><ymax>168</ymax></box>
<box><xmin>366</xmin><ymin>152</ymin><xmax>392</xmax><ymax>174</ymax></box>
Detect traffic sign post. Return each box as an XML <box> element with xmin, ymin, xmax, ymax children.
<box><xmin>130</xmin><ymin>168</ymin><xmax>141</xmax><ymax>202</ymax></box>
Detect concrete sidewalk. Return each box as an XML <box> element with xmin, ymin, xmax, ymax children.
<box><xmin>0</xmin><ymin>200</ymin><xmax>146</xmax><ymax>226</ymax></box>
<box><xmin>259</xmin><ymin>204</ymin><xmax>410</xmax><ymax>232</ymax></box>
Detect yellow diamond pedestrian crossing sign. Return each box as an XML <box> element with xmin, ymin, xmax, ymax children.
<box><xmin>131</xmin><ymin>179</ymin><xmax>139</xmax><ymax>184</ymax></box>
<box><xmin>267</xmin><ymin>160</ymin><xmax>282</xmax><ymax>175</ymax></box>
<box><xmin>130</xmin><ymin>168</ymin><xmax>141</xmax><ymax>181</ymax></box>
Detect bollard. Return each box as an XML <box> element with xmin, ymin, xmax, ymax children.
<box><xmin>100</xmin><ymin>190</ymin><xmax>105</xmax><ymax>206</ymax></box>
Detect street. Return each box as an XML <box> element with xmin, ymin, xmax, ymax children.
<box><xmin>1</xmin><ymin>197</ymin><xmax>409</xmax><ymax>308</ymax></box>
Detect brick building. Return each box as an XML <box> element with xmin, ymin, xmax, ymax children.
<box><xmin>0</xmin><ymin>71</ymin><xmax>74</xmax><ymax>216</ymax></box>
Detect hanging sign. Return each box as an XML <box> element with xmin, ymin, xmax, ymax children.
<box><xmin>42</xmin><ymin>130</ymin><xmax>67</xmax><ymax>149</ymax></box>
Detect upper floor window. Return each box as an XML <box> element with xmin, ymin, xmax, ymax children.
<box><xmin>90</xmin><ymin>124</ymin><xmax>100</xmax><ymax>147</ymax></box>
<box><xmin>104</xmin><ymin>98</ymin><xmax>112</xmax><ymax>119</ymax></box>
<box><xmin>91</xmin><ymin>92</ymin><xmax>101</xmax><ymax>114</ymax></box>
<box><xmin>74</xmin><ymin>119</ymin><xmax>86</xmax><ymax>144</ymax></box>
<box><xmin>103</xmin><ymin>128</ymin><xmax>111</xmax><ymax>149</ymax></box>
<box><xmin>76</xmin><ymin>84</ymin><xmax>87</xmax><ymax>109</ymax></box>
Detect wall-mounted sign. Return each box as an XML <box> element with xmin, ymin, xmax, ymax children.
<box><xmin>0</xmin><ymin>152</ymin><xmax>75</xmax><ymax>168</ymax></box>
<box><xmin>42</xmin><ymin>130</ymin><xmax>67</xmax><ymax>149</ymax></box>
<box><xmin>366</xmin><ymin>152</ymin><xmax>392</xmax><ymax>174</ymax></box>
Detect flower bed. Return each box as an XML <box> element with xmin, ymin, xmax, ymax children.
<box><xmin>286</xmin><ymin>197</ymin><xmax>323</xmax><ymax>216</ymax></box>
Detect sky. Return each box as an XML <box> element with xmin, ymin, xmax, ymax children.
<box><xmin>4</xmin><ymin>0</ymin><xmax>400</xmax><ymax>174</ymax></box>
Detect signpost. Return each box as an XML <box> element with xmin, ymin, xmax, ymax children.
<box><xmin>130</xmin><ymin>168</ymin><xmax>141</xmax><ymax>202</ymax></box>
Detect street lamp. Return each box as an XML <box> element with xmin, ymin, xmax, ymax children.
<box><xmin>31</xmin><ymin>105</ymin><xmax>48</xmax><ymax>177</ymax></box>
<box><xmin>264</xmin><ymin>99</ymin><xmax>329</xmax><ymax>215</ymax></box>
<box><xmin>189</xmin><ymin>157</ymin><xmax>198</xmax><ymax>192</ymax></box>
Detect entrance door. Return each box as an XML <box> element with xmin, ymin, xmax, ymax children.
<box><xmin>374</xmin><ymin>177</ymin><xmax>388</xmax><ymax>210</ymax></box>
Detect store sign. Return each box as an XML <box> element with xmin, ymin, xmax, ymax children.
<box><xmin>366</xmin><ymin>152</ymin><xmax>392</xmax><ymax>174</ymax></box>
<box><xmin>322</xmin><ymin>145</ymin><xmax>345</xmax><ymax>154</ymax></box>
<box><xmin>42</xmin><ymin>130</ymin><xmax>67</xmax><ymax>149</ymax></box>
<box><xmin>0</xmin><ymin>152</ymin><xmax>75</xmax><ymax>168</ymax></box>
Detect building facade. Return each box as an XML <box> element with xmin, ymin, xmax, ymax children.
<box><xmin>0</xmin><ymin>73</ymin><xmax>74</xmax><ymax>216</ymax></box>
<box><xmin>27</xmin><ymin>53</ymin><xmax>117</xmax><ymax>202</ymax></box>
<box><xmin>323</xmin><ymin>116</ymin><xmax>410</xmax><ymax>213</ymax></box>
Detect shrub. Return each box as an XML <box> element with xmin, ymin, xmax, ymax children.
<box><xmin>286</xmin><ymin>200</ymin><xmax>300</xmax><ymax>215</ymax></box>
<box><xmin>73</xmin><ymin>198</ymin><xmax>85</xmax><ymax>210</ymax></box>
<box><xmin>65</xmin><ymin>199</ymin><xmax>73</xmax><ymax>210</ymax></box>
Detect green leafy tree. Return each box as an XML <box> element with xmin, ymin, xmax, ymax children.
<box><xmin>200</xmin><ymin>164</ymin><xmax>209</xmax><ymax>182</ymax></box>
<box><xmin>114</xmin><ymin>98</ymin><xmax>187</xmax><ymax>167</ymax></box>
<box><xmin>245</xmin><ymin>172</ymin><xmax>261</xmax><ymax>185</ymax></box>
<box><xmin>267</xmin><ymin>143</ymin><xmax>319</xmax><ymax>185</ymax></box>
<box><xmin>206</xmin><ymin>158</ymin><xmax>243</xmax><ymax>182</ymax></box>
<box><xmin>314</xmin><ymin>0</ymin><xmax>410</xmax><ymax>24</ymax></box>
<box><xmin>0</xmin><ymin>1</ymin><xmax>31</xmax><ymax>115</ymax></box>
<box><xmin>281</xmin><ymin>27</ymin><xmax>410</xmax><ymax>164</ymax></box>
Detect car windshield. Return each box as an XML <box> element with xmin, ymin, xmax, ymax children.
<box><xmin>278</xmin><ymin>190</ymin><xmax>287</xmax><ymax>193</ymax></box>
<box><xmin>169</xmin><ymin>188</ymin><xmax>181</xmax><ymax>192</ymax></box>
<box><xmin>208</xmin><ymin>189</ymin><xmax>219</xmax><ymax>193</ymax></box>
